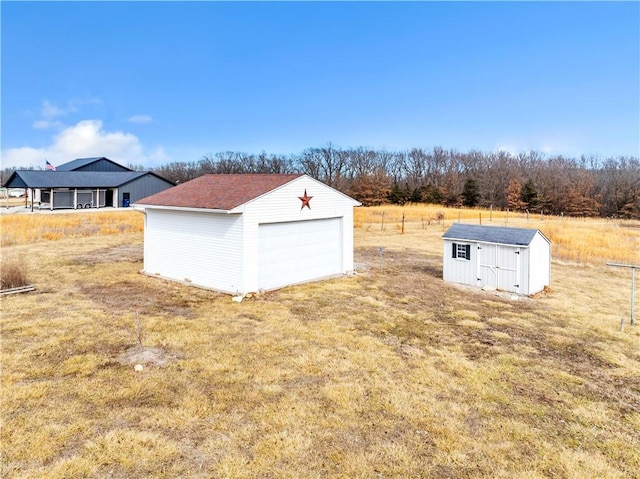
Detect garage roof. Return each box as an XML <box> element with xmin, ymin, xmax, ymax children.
<box><xmin>442</xmin><ymin>223</ymin><xmax>548</xmax><ymax>246</ymax></box>
<box><xmin>135</xmin><ymin>174</ymin><xmax>305</xmax><ymax>210</ymax></box>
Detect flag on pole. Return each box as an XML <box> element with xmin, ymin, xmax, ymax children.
<box><xmin>45</xmin><ymin>160</ymin><xmax>56</xmax><ymax>171</ymax></box>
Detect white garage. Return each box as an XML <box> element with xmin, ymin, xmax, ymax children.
<box><xmin>134</xmin><ymin>174</ymin><xmax>360</xmax><ymax>295</ymax></box>
<box><xmin>442</xmin><ymin>223</ymin><xmax>551</xmax><ymax>296</ymax></box>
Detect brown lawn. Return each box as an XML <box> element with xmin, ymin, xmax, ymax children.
<box><xmin>1</xmin><ymin>207</ymin><xmax>639</xmax><ymax>478</ymax></box>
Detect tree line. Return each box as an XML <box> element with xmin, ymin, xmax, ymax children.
<box><xmin>2</xmin><ymin>145</ymin><xmax>638</xmax><ymax>218</ymax></box>
<box><xmin>152</xmin><ymin>146</ymin><xmax>639</xmax><ymax>218</ymax></box>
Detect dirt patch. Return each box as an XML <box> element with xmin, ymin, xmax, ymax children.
<box><xmin>116</xmin><ymin>346</ymin><xmax>179</xmax><ymax>369</ymax></box>
<box><xmin>78</xmin><ymin>279</ymin><xmax>217</xmax><ymax>318</ymax></box>
<box><xmin>74</xmin><ymin>244</ymin><xmax>143</xmax><ymax>265</ymax></box>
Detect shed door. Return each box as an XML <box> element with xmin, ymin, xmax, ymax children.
<box><xmin>497</xmin><ymin>246</ymin><xmax>520</xmax><ymax>292</ymax></box>
<box><xmin>477</xmin><ymin>244</ymin><xmax>498</xmax><ymax>288</ymax></box>
<box><xmin>259</xmin><ymin>218</ymin><xmax>342</xmax><ymax>290</ymax></box>
<box><xmin>477</xmin><ymin>244</ymin><xmax>521</xmax><ymax>293</ymax></box>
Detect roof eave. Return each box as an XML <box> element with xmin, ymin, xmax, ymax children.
<box><xmin>132</xmin><ymin>203</ymin><xmax>238</xmax><ymax>214</ymax></box>
<box><xmin>443</xmin><ymin>236</ymin><xmax>532</xmax><ymax>247</ymax></box>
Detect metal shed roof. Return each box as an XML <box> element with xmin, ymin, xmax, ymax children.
<box><xmin>2</xmin><ymin>170</ymin><xmax>152</xmax><ymax>189</ymax></box>
<box><xmin>442</xmin><ymin>223</ymin><xmax>548</xmax><ymax>246</ymax></box>
<box><xmin>56</xmin><ymin>157</ymin><xmax>130</xmax><ymax>172</ymax></box>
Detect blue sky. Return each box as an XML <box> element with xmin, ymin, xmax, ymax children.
<box><xmin>2</xmin><ymin>1</ymin><xmax>638</xmax><ymax>169</ymax></box>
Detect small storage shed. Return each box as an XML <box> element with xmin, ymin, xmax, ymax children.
<box><xmin>134</xmin><ymin>174</ymin><xmax>361</xmax><ymax>295</ymax></box>
<box><xmin>442</xmin><ymin>223</ymin><xmax>551</xmax><ymax>295</ymax></box>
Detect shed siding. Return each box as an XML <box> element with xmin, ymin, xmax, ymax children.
<box><xmin>143</xmin><ymin>209</ymin><xmax>244</xmax><ymax>293</ymax></box>
<box><xmin>520</xmin><ymin>247</ymin><xmax>531</xmax><ymax>294</ymax></box>
<box><xmin>528</xmin><ymin>234</ymin><xmax>551</xmax><ymax>294</ymax></box>
<box><xmin>497</xmin><ymin>245</ymin><xmax>520</xmax><ymax>293</ymax></box>
<box><xmin>443</xmin><ymin>239</ymin><xmax>478</xmax><ymax>286</ymax></box>
<box><xmin>442</xmin><ymin>228</ymin><xmax>550</xmax><ymax>295</ymax></box>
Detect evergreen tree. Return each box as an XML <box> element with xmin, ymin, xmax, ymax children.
<box><xmin>461</xmin><ymin>179</ymin><xmax>480</xmax><ymax>207</ymax></box>
<box><xmin>423</xmin><ymin>184</ymin><xmax>445</xmax><ymax>204</ymax></box>
<box><xmin>521</xmin><ymin>179</ymin><xmax>539</xmax><ymax>210</ymax></box>
<box><xmin>387</xmin><ymin>183</ymin><xmax>406</xmax><ymax>205</ymax></box>
<box><xmin>409</xmin><ymin>186</ymin><xmax>424</xmax><ymax>203</ymax></box>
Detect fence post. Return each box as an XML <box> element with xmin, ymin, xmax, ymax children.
<box><xmin>606</xmin><ymin>263</ymin><xmax>638</xmax><ymax>327</ymax></box>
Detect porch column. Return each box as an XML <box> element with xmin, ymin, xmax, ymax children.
<box><xmin>50</xmin><ymin>189</ymin><xmax>54</xmax><ymax>210</ymax></box>
<box><xmin>74</xmin><ymin>189</ymin><xmax>78</xmax><ymax>209</ymax></box>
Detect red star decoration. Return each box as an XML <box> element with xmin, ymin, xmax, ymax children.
<box><xmin>298</xmin><ymin>189</ymin><xmax>312</xmax><ymax>210</ymax></box>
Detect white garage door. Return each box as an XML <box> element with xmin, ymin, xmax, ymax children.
<box><xmin>259</xmin><ymin>218</ymin><xmax>342</xmax><ymax>290</ymax></box>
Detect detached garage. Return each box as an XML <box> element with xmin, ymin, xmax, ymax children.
<box><xmin>134</xmin><ymin>174</ymin><xmax>361</xmax><ymax>294</ymax></box>
<box><xmin>442</xmin><ymin>224</ymin><xmax>551</xmax><ymax>295</ymax></box>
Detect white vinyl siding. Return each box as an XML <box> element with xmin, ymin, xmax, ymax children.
<box><xmin>495</xmin><ymin>245</ymin><xmax>520</xmax><ymax>292</ymax></box>
<box><xmin>528</xmin><ymin>234</ymin><xmax>551</xmax><ymax>294</ymax></box>
<box><xmin>143</xmin><ymin>209</ymin><xmax>244</xmax><ymax>293</ymax></box>
<box><xmin>258</xmin><ymin>218</ymin><xmax>342</xmax><ymax>290</ymax></box>
<box><xmin>241</xmin><ymin>176</ymin><xmax>356</xmax><ymax>292</ymax></box>
<box><xmin>443</xmin><ymin>240</ymin><xmax>477</xmax><ymax>286</ymax></box>
<box><xmin>140</xmin><ymin>175</ymin><xmax>359</xmax><ymax>294</ymax></box>
<box><xmin>443</xmin><ymin>232</ymin><xmax>550</xmax><ymax>295</ymax></box>
<box><xmin>477</xmin><ymin>243</ymin><xmax>497</xmax><ymax>288</ymax></box>
<box><xmin>447</xmin><ymin>240</ymin><xmax>523</xmax><ymax>294</ymax></box>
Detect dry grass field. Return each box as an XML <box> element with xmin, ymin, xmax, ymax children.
<box><xmin>1</xmin><ymin>206</ymin><xmax>639</xmax><ymax>478</ymax></box>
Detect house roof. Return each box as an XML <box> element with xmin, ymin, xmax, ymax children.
<box><xmin>135</xmin><ymin>174</ymin><xmax>306</xmax><ymax>210</ymax></box>
<box><xmin>56</xmin><ymin>157</ymin><xmax>131</xmax><ymax>172</ymax></box>
<box><xmin>442</xmin><ymin>223</ymin><xmax>549</xmax><ymax>246</ymax></box>
<box><xmin>2</xmin><ymin>170</ymin><xmax>163</xmax><ymax>189</ymax></box>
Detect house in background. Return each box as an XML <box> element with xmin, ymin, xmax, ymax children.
<box><xmin>442</xmin><ymin>223</ymin><xmax>551</xmax><ymax>296</ymax></box>
<box><xmin>134</xmin><ymin>174</ymin><xmax>361</xmax><ymax>295</ymax></box>
<box><xmin>2</xmin><ymin>157</ymin><xmax>174</xmax><ymax>210</ymax></box>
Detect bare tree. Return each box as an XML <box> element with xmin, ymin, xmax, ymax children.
<box><xmin>147</xmin><ymin>145</ymin><xmax>637</xmax><ymax>218</ymax></box>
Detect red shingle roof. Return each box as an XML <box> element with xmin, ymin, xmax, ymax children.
<box><xmin>135</xmin><ymin>174</ymin><xmax>304</xmax><ymax>210</ymax></box>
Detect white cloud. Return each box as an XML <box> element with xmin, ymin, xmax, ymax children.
<box><xmin>128</xmin><ymin>114</ymin><xmax>153</xmax><ymax>124</ymax></box>
<box><xmin>41</xmin><ymin>100</ymin><xmax>66</xmax><ymax>119</ymax></box>
<box><xmin>1</xmin><ymin>120</ymin><xmax>169</xmax><ymax>169</ymax></box>
<box><xmin>32</xmin><ymin>98</ymin><xmax>103</xmax><ymax>130</ymax></box>
<box><xmin>32</xmin><ymin>119</ymin><xmax>64</xmax><ymax>130</ymax></box>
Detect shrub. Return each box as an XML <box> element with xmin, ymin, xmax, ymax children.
<box><xmin>1</xmin><ymin>256</ymin><xmax>30</xmax><ymax>289</ymax></box>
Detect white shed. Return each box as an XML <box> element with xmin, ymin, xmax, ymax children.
<box><xmin>442</xmin><ymin>224</ymin><xmax>551</xmax><ymax>295</ymax></box>
<box><xmin>134</xmin><ymin>174</ymin><xmax>361</xmax><ymax>295</ymax></box>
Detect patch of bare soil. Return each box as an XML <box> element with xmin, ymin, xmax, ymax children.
<box><xmin>74</xmin><ymin>244</ymin><xmax>143</xmax><ymax>265</ymax></box>
<box><xmin>116</xmin><ymin>346</ymin><xmax>179</xmax><ymax>368</ymax></box>
<box><xmin>78</xmin><ymin>279</ymin><xmax>219</xmax><ymax>318</ymax></box>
